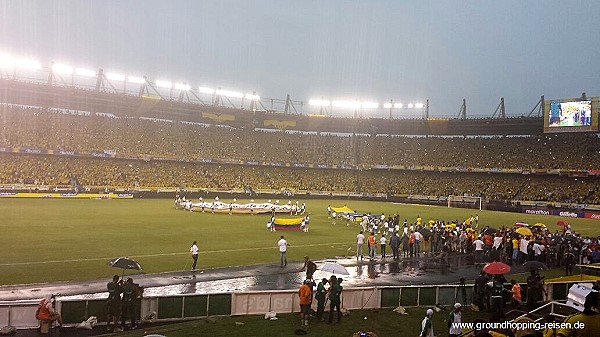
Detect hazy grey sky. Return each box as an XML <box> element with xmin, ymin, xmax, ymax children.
<box><xmin>1</xmin><ymin>0</ymin><xmax>599</xmax><ymax>117</ymax></box>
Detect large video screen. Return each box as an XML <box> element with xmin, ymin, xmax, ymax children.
<box><xmin>544</xmin><ymin>97</ymin><xmax>598</xmax><ymax>133</ymax></box>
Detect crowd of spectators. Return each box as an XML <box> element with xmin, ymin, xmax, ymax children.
<box><xmin>2</xmin><ymin>106</ymin><xmax>600</xmax><ymax>170</ymax></box>
<box><xmin>1</xmin><ymin>153</ymin><xmax>599</xmax><ymax>204</ymax></box>
<box><xmin>1</xmin><ymin>105</ymin><xmax>600</xmax><ymax>203</ymax></box>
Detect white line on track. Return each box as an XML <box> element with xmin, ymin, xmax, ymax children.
<box><xmin>0</xmin><ymin>241</ymin><xmax>355</xmax><ymax>266</ymax></box>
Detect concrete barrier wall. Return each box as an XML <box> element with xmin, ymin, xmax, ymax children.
<box><xmin>0</xmin><ymin>281</ymin><xmax>579</xmax><ymax>329</ymax></box>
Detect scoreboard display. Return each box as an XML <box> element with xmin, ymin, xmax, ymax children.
<box><xmin>544</xmin><ymin>97</ymin><xmax>599</xmax><ymax>133</ymax></box>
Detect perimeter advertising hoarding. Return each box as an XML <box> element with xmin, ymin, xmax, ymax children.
<box><xmin>522</xmin><ymin>208</ymin><xmax>587</xmax><ymax>218</ymax></box>
<box><xmin>544</xmin><ymin>97</ymin><xmax>599</xmax><ymax>133</ymax></box>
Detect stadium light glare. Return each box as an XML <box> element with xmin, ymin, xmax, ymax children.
<box><xmin>332</xmin><ymin>100</ymin><xmax>360</xmax><ymax>109</ymax></box>
<box><xmin>155</xmin><ymin>80</ymin><xmax>173</xmax><ymax>89</ymax></box>
<box><xmin>415</xmin><ymin>103</ymin><xmax>424</xmax><ymax>109</ymax></box>
<box><xmin>0</xmin><ymin>54</ymin><xmax>15</xmax><ymax>68</ymax></box>
<box><xmin>216</xmin><ymin>89</ymin><xmax>244</xmax><ymax>98</ymax></box>
<box><xmin>394</xmin><ymin>103</ymin><xmax>403</xmax><ymax>108</ymax></box>
<box><xmin>308</xmin><ymin>99</ymin><xmax>330</xmax><ymax>106</ymax></box>
<box><xmin>174</xmin><ymin>83</ymin><xmax>190</xmax><ymax>91</ymax></box>
<box><xmin>106</xmin><ymin>72</ymin><xmax>125</xmax><ymax>81</ymax></box>
<box><xmin>245</xmin><ymin>93</ymin><xmax>260</xmax><ymax>101</ymax></box>
<box><xmin>361</xmin><ymin>102</ymin><xmax>379</xmax><ymax>109</ymax></box>
<box><xmin>198</xmin><ymin>87</ymin><xmax>215</xmax><ymax>94</ymax></box>
<box><xmin>383</xmin><ymin>102</ymin><xmax>393</xmax><ymax>109</ymax></box>
<box><xmin>17</xmin><ymin>58</ymin><xmax>41</xmax><ymax>70</ymax></box>
<box><xmin>52</xmin><ymin>63</ymin><xmax>73</xmax><ymax>75</ymax></box>
<box><xmin>75</xmin><ymin>68</ymin><xmax>96</xmax><ymax>77</ymax></box>
<box><xmin>408</xmin><ymin>103</ymin><xmax>414</xmax><ymax>108</ymax></box>
<box><xmin>127</xmin><ymin>76</ymin><xmax>146</xmax><ymax>84</ymax></box>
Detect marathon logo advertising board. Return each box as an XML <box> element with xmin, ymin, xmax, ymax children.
<box><xmin>523</xmin><ymin>209</ymin><xmax>551</xmax><ymax>215</ymax></box>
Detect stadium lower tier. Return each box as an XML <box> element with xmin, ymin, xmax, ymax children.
<box><xmin>1</xmin><ymin>153</ymin><xmax>599</xmax><ymax>204</ymax></box>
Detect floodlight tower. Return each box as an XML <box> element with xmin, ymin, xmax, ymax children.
<box><xmin>457</xmin><ymin>98</ymin><xmax>467</xmax><ymax>119</ymax></box>
<box><xmin>527</xmin><ymin>95</ymin><xmax>544</xmax><ymax>117</ymax></box>
<box><xmin>491</xmin><ymin>97</ymin><xmax>506</xmax><ymax>118</ymax></box>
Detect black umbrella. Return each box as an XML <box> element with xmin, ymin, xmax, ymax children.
<box><xmin>419</xmin><ymin>228</ymin><xmax>432</xmax><ymax>238</ymax></box>
<box><xmin>483</xmin><ymin>227</ymin><xmax>497</xmax><ymax>234</ymax></box>
<box><xmin>108</xmin><ymin>257</ymin><xmax>143</xmax><ymax>276</ymax></box>
<box><xmin>522</xmin><ymin>261</ymin><xmax>549</xmax><ymax>272</ymax></box>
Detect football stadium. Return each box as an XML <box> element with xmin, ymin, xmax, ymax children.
<box><xmin>1</xmin><ymin>2</ymin><xmax>600</xmax><ymax>337</ymax></box>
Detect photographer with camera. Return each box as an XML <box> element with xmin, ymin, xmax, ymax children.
<box><xmin>35</xmin><ymin>294</ymin><xmax>62</xmax><ymax>330</ymax></box>
<box><xmin>121</xmin><ymin>277</ymin><xmax>141</xmax><ymax>330</ymax></box>
<box><xmin>106</xmin><ymin>275</ymin><xmax>123</xmax><ymax>332</ymax></box>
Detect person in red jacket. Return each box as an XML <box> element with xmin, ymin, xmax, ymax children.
<box><xmin>35</xmin><ymin>295</ymin><xmax>62</xmax><ymax>327</ymax></box>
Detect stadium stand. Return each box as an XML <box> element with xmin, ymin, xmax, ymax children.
<box><xmin>1</xmin><ymin>81</ymin><xmax>600</xmax><ymax>205</ymax></box>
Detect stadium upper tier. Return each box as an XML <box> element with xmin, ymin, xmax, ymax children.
<box><xmin>0</xmin><ymin>105</ymin><xmax>599</xmax><ymax>171</ymax></box>
<box><xmin>1</xmin><ymin>78</ymin><xmax>542</xmax><ymax>135</ymax></box>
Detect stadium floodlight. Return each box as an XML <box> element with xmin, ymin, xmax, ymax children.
<box><xmin>394</xmin><ymin>103</ymin><xmax>403</xmax><ymax>108</ymax></box>
<box><xmin>408</xmin><ymin>103</ymin><xmax>414</xmax><ymax>108</ymax></box>
<box><xmin>308</xmin><ymin>99</ymin><xmax>330</xmax><ymax>106</ymax></box>
<box><xmin>75</xmin><ymin>68</ymin><xmax>96</xmax><ymax>77</ymax></box>
<box><xmin>51</xmin><ymin>63</ymin><xmax>74</xmax><ymax>75</ymax></box>
<box><xmin>127</xmin><ymin>76</ymin><xmax>146</xmax><ymax>84</ymax></box>
<box><xmin>198</xmin><ymin>86</ymin><xmax>215</xmax><ymax>94</ymax></box>
<box><xmin>383</xmin><ymin>102</ymin><xmax>393</xmax><ymax>109</ymax></box>
<box><xmin>216</xmin><ymin>89</ymin><xmax>244</xmax><ymax>98</ymax></box>
<box><xmin>16</xmin><ymin>58</ymin><xmax>41</xmax><ymax>70</ymax></box>
<box><xmin>245</xmin><ymin>93</ymin><xmax>260</xmax><ymax>101</ymax></box>
<box><xmin>0</xmin><ymin>54</ymin><xmax>15</xmax><ymax>68</ymax></box>
<box><xmin>361</xmin><ymin>102</ymin><xmax>379</xmax><ymax>109</ymax></box>
<box><xmin>174</xmin><ymin>83</ymin><xmax>190</xmax><ymax>91</ymax></box>
<box><xmin>332</xmin><ymin>100</ymin><xmax>360</xmax><ymax>109</ymax></box>
<box><xmin>106</xmin><ymin>72</ymin><xmax>125</xmax><ymax>81</ymax></box>
<box><xmin>155</xmin><ymin>80</ymin><xmax>173</xmax><ymax>89</ymax></box>
<box><xmin>415</xmin><ymin>103</ymin><xmax>424</xmax><ymax>109</ymax></box>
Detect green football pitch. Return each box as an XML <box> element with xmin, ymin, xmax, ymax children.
<box><xmin>0</xmin><ymin>198</ymin><xmax>598</xmax><ymax>285</ymax></box>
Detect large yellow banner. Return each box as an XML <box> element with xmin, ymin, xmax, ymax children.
<box><xmin>202</xmin><ymin>112</ymin><xmax>235</xmax><ymax>123</ymax></box>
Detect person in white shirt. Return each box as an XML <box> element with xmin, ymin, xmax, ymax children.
<box><xmin>380</xmin><ymin>235</ymin><xmax>387</xmax><ymax>258</ymax></box>
<box><xmin>473</xmin><ymin>237</ymin><xmax>484</xmax><ymax>264</ymax></box>
<box><xmin>519</xmin><ymin>237</ymin><xmax>529</xmax><ymax>263</ymax></box>
<box><xmin>414</xmin><ymin>231</ymin><xmax>423</xmax><ymax>257</ymax></box>
<box><xmin>493</xmin><ymin>234</ymin><xmax>503</xmax><ymax>250</ymax></box>
<box><xmin>356</xmin><ymin>231</ymin><xmax>365</xmax><ymax>260</ymax></box>
<box><xmin>419</xmin><ymin>308</ymin><xmax>434</xmax><ymax>337</ymax></box>
<box><xmin>533</xmin><ymin>242</ymin><xmax>545</xmax><ymax>261</ymax></box>
<box><xmin>448</xmin><ymin>303</ymin><xmax>462</xmax><ymax>337</ymax></box>
<box><xmin>278</xmin><ymin>235</ymin><xmax>288</xmax><ymax>268</ymax></box>
<box><xmin>190</xmin><ymin>241</ymin><xmax>199</xmax><ymax>271</ymax></box>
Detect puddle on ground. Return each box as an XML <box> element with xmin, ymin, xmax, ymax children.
<box><xmin>60</xmin><ymin>255</ymin><xmax>483</xmax><ymax>300</ymax></box>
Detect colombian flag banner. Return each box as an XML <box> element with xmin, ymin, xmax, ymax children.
<box><xmin>273</xmin><ymin>217</ymin><xmax>304</xmax><ymax>230</ymax></box>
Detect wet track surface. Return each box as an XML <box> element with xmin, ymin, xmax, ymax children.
<box><xmin>0</xmin><ymin>254</ymin><xmax>521</xmax><ymax>301</ymax></box>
